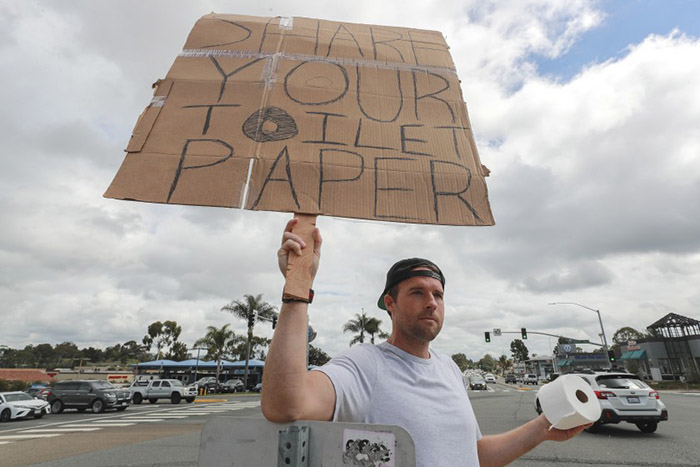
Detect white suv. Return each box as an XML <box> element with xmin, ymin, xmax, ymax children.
<box><xmin>534</xmin><ymin>370</ymin><xmax>668</xmax><ymax>433</ymax></box>
<box><xmin>523</xmin><ymin>374</ymin><xmax>538</xmax><ymax>385</ymax></box>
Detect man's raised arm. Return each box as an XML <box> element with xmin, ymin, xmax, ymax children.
<box><xmin>261</xmin><ymin>218</ymin><xmax>336</xmax><ymax>423</ymax></box>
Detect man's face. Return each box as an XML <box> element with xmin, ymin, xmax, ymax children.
<box><xmin>385</xmin><ymin>271</ymin><xmax>444</xmax><ymax>343</ymax></box>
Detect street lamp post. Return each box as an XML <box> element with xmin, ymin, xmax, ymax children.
<box><xmin>190</xmin><ymin>347</ymin><xmax>207</xmax><ymax>384</ymax></box>
<box><xmin>548</xmin><ymin>302</ymin><xmax>612</xmax><ymax>369</ymax></box>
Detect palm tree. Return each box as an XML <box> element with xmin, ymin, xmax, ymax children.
<box><xmin>343</xmin><ymin>309</ymin><xmax>388</xmax><ymax>346</ymax></box>
<box><xmin>221</xmin><ymin>294</ymin><xmax>277</xmax><ymax>389</ymax></box>
<box><xmin>365</xmin><ymin>316</ymin><xmax>389</xmax><ymax>344</ymax></box>
<box><xmin>193</xmin><ymin>324</ymin><xmax>238</xmax><ymax>386</ymax></box>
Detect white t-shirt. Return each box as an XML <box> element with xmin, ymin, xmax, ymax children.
<box><xmin>315</xmin><ymin>342</ymin><xmax>482</xmax><ymax>467</ymax></box>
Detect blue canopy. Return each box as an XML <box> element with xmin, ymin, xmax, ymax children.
<box><xmin>132</xmin><ymin>358</ymin><xmax>264</xmax><ymax>368</ymax></box>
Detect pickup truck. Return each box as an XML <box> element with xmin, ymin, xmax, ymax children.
<box><xmin>129</xmin><ymin>379</ymin><xmax>197</xmax><ymax>404</ymax></box>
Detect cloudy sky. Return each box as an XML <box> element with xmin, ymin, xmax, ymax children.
<box><xmin>2</xmin><ymin>0</ymin><xmax>699</xmax><ymax>363</ymax></box>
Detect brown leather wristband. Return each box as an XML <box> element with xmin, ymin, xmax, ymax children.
<box><xmin>282</xmin><ymin>289</ymin><xmax>314</xmax><ymax>304</ymax></box>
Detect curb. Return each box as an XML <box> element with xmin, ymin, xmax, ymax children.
<box><xmin>194</xmin><ymin>398</ymin><xmax>227</xmax><ymax>403</ymax></box>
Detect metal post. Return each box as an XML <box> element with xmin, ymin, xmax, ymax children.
<box><xmin>595</xmin><ymin>309</ymin><xmax>612</xmax><ymax>369</ymax></box>
<box><xmin>548</xmin><ymin>302</ymin><xmax>612</xmax><ymax>369</ymax></box>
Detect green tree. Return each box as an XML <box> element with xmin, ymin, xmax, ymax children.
<box><xmin>497</xmin><ymin>354</ymin><xmax>510</xmax><ymax>375</ymax></box>
<box><xmin>343</xmin><ymin>309</ymin><xmax>387</xmax><ymax>345</ymax></box>
<box><xmin>222</xmin><ymin>294</ymin><xmax>277</xmax><ymax>388</ymax></box>
<box><xmin>142</xmin><ymin>320</ymin><xmax>183</xmax><ymax>360</ymax></box>
<box><xmin>612</xmin><ymin>327</ymin><xmax>646</xmax><ymax>345</ymax></box>
<box><xmin>365</xmin><ymin>315</ymin><xmax>390</xmax><ymax>344</ymax></box>
<box><xmin>226</xmin><ymin>335</ymin><xmax>270</xmax><ymax>361</ymax></box>
<box><xmin>194</xmin><ymin>324</ymin><xmax>239</xmax><ymax>385</ymax></box>
<box><xmin>308</xmin><ymin>345</ymin><xmax>331</xmax><ymax>367</ymax></box>
<box><xmin>478</xmin><ymin>354</ymin><xmax>496</xmax><ymax>372</ymax></box>
<box><xmin>452</xmin><ymin>353</ymin><xmax>470</xmax><ymax>373</ymax></box>
<box><xmin>510</xmin><ymin>339</ymin><xmax>529</xmax><ymax>362</ymax></box>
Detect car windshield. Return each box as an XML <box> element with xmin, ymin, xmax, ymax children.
<box><xmin>470</xmin><ymin>377</ymin><xmax>484</xmax><ymax>383</ymax></box>
<box><xmin>5</xmin><ymin>393</ymin><xmax>34</xmax><ymax>402</ymax></box>
<box><xmin>596</xmin><ymin>376</ymin><xmax>648</xmax><ymax>389</ymax></box>
<box><xmin>92</xmin><ymin>381</ymin><xmax>117</xmax><ymax>390</ymax></box>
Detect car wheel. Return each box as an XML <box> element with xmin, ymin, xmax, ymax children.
<box><xmin>34</xmin><ymin>411</ymin><xmax>45</xmax><ymax>419</ymax></box>
<box><xmin>149</xmin><ymin>398</ymin><xmax>157</xmax><ymax>404</ymax></box>
<box><xmin>132</xmin><ymin>393</ymin><xmax>143</xmax><ymax>404</ymax></box>
<box><xmin>636</xmin><ymin>422</ymin><xmax>658</xmax><ymax>433</ymax></box>
<box><xmin>92</xmin><ymin>399</ymin><xmax>105</xmax><ymax>414</ymax></box>
<box><xmin>585</xmin><ymin>422</ymin><xmax>602</xmax><ymax>433</ymax></box>
<box><xmin>0</xmin><ymin>409</ymin><xmax>11</xmax><ymax>422</ymax></box>
<box><xmin>51</xmin><ymin>400</ymin><xmax>64</xmax><ymax>414</ymax></box>
<box><xmin>116</xmin><ymin>407</ymin><xmax>127</xmax><ymax>412</ymax></box>
<box><xmin>185</xmin><ymin>397</ymin><xmax>194</xmax><ymax>403</ymax></box>
<box><xmin>535</xmin><ymin>400</ymin><xmax>542</xmax><ymax>415</ymax></box>
<box><xmin>171</xmin><ymin>393</ymin><xmax>182</xmax><ymax>404</ymax></box>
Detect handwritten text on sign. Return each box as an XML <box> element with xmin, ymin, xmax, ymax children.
<box><xmin>106</xmin><ymin>15</ymin><xmax>494</xmax><ymax>226</ymax></box>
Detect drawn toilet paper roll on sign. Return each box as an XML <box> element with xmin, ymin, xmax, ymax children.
<box><xmin>538</xmin><ymin>374</ymin><xmax>602</xmax><ymax>430</ymax></box>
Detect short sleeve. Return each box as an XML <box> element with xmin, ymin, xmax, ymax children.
<box><xmin>312</xmin><ymin>344</ymin><xmax>378</xmax><ymax>422</ymax></box>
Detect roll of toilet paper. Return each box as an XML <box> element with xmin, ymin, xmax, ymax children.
<box><xmin>538</xmin><ymin>374</ymin><xmax>601</xmax><ymax>430</ymax></box>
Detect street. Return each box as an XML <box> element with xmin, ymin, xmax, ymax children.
<box><xmin>1</xmin><ymin>387</ymin><xmax>698</xmax><ymax>466</ymax></box>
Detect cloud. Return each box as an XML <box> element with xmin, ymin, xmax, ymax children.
<box><xmin>1</xmin><ymin>1</ymin><xmax>698</xmax><ymax>364</ymax></box>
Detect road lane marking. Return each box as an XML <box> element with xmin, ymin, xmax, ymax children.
<box><xmin>124</xmin><ymin>418</ymin><xmax>164</xmax><ymax>422</ymax></box>
<box><xmin>21</xmin><ymin>428</ymin><xmax>102</xmax><ymax>433</ymax></box>
<box><xmin>65</xmin><ymin>423</ymin><xmax>136</xmax><ymax>427</ymax></box>
<box><xmin>0</xmin><ymin>434</ymin><xmax>62</xmax><ymax>439</ymax></box>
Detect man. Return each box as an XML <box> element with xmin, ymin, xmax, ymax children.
<box><xmin>262</xmin><ymin>218</ymin><xmax>588</xmax><ymax>467</ymax></box>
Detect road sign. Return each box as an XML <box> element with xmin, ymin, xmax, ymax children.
<box><xmin>493</xmin><ymin>328</ymin><xmax>501</xmax><ymax>336</ymax></box>
<box><xmin>569</xmin><ymin>339</ymin><xmax>589</xmax><ymax>344</ymax></box>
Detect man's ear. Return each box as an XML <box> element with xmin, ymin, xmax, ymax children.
<box><xmin>384</xmin><ymin>294</ymin><xmax>395</xmax><ymax>315</ymax></box>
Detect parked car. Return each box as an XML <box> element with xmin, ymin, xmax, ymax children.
<box><xmin>534</xmin><ymin>371</ymin><xmax>668</xmax><ymax>433</ymax></box>
<box><xmin>0</xmin><ymin>391</ymin><xmax>51</xmax><ymax>422</ymax></box>
<box><xmin>192</xmin><ymin>376</ymin><xmax>219</xmax><ymax>393</ymax></box>
<box><xmin>26</xmin><ymin>384</ymin><xmax>49</xmax><ymax>398</ymax></box>
<box><xmin>504</xmin><ymin>374</ymin><xmax>517</xmax><ymax>384</ymax></box>
<box><xmin>220</xmin><ymin>379</ymin><xmax>244</xmax><ymax>393</ymax></box>
<box><xmin>129</xmin><ymin>379</ymin><xmax>196</xmax><ymax>404</ymax></box>
<box><xmin>484</xmin><ymin>374</ymin><xmax>496</xmax><ymax>384</ymax></box>
<box><xmin>523</xmin><ymin>374</ymin><xmax>538</xmax><ymax>385</ymax></box>
<box><xmin>251</xmin><ymin>383</ymin><xmax>262</xmax><ymax>393</ymax></box>
<box><xmin>469</xmin><ymin>376</ymin><xmax>487</xmax><ymax>390</ymax></box>
<box><xmin>44</xmin><ymin>380</ymin><xmax>131</xmax><ymax>414</ymax></box>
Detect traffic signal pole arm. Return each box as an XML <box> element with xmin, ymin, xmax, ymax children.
<box><xmin>488</xmin><ymin>330</ymin><xmax>603</xmax><ymax>345</ymax></box>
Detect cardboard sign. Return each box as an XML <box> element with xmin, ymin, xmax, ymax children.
<box><xmin>105</xmin><ymin>14</ymin><xmax>494</xmax><ymax>226</ymax></box>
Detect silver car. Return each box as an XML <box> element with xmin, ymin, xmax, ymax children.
<box><xmin>535</xmin><ymin>370</ymin><xmax>668</xmax><ymax>433</ymax></box>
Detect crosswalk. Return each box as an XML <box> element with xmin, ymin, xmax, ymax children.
<box><xmin>0</xmin><ymin>400</ymin><xmax>261</xmax><ymax>445</ymax></box>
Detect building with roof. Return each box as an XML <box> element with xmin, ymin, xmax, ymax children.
<box><xmin>132</xmin><ymin>358</ymin><xmax>265</xmax><ymax>388</ymax></box>
<box><xmin>619</xmin><ymin>312</ymin><xmax>700</xmax><ymax>381</ymax></box>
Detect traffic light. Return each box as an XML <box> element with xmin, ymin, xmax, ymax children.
<box><xmin>272</xmin><ymin>315</ymin><xmax>277</xmax><ymax>329</ymax></box>
<box><xmin>484</xmin><ymin>331</ymin><xmax>491</xmax><ymax>343</ymax></box>
<box><xmin>521</xmin><ymin>328</ymin><xmax>527</xmax><ymax>340</ymax></box>
<box><xmin>248</xmin><ymin>312</ymin><xmax>255</xmax><ymax>328</ymax></box>
<box><xmin>608</xmin><ymin>350</ymin><xmax>616</xmax><ymax>362</ymax></box>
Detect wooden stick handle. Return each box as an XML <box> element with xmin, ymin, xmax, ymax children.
<box><xmin>283</xmin><ymin>213</ymin><xmax>317</xmax><ymax>300</ymax></box>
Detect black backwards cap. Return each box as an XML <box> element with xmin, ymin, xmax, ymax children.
<box><xmin>377</xmin><ymin>258</ymin><xmax>445</xmax><ymax>311</ymax></box>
